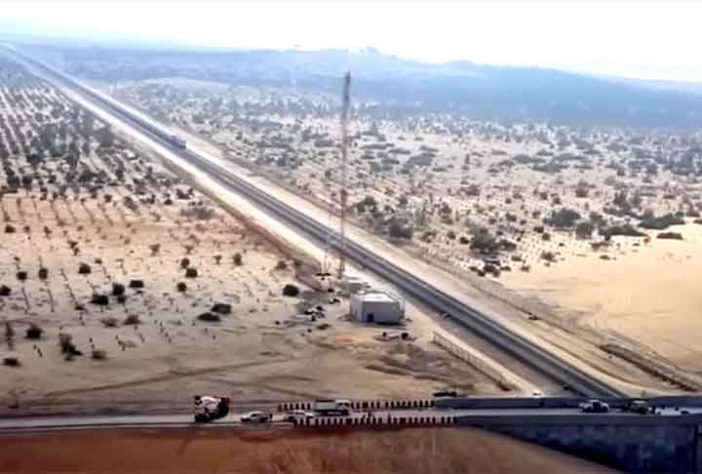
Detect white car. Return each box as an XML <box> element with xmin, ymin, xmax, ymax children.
<box><xmin>283</xmin><ymin>410</ymin><xmax>316</xmax><ymax>422</ymax></box>
<box><xmin>240</xmin><ymin>411</ymin><xmax>273</xmax><ymax>424</ymax></box>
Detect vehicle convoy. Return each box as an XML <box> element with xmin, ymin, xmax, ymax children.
<box><xmin>193</xmin><ymin>395</ymin><xmax>230</xmax><ymax>423</ymax></box>
<box><xmin>313</xmin><ymin>399</ymin><xmax>352</xmax><ymax>416</ymax></box>
<box><xmin>579</xmin><ymin>399</ymin><xmax>610</xmax><ymax>413</ymax></box>
<box><xmin>241</xmin><ymin>411</ymin><xmax>273</xmax><ymax>424</ymax></box>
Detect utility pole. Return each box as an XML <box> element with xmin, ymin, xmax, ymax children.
<box><xmin>338</xmin><ymin>72</ymin><xmax>351</xmax><ymax>279</ymax></box>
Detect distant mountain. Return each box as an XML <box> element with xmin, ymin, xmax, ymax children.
<box><xmin>24</xmin><ymin>44</ymin><xmax>702</xmax><ymax>129</ymax></box>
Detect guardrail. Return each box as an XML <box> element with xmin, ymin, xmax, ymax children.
<box><xmin>278</xmin><ymin>399</ymin><xmax>435</xmax><ymax>412</ymax></box>
<box><xmin>5</xmin><ymin>46</ymin><xmax>625</xmax><ymax>398</ymax></box>
<box><xmin>293</xmin><ymin>414</ymin><xmax>457</xmax><ymax>429</ymax></box>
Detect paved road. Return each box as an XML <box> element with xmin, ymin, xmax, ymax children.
<box><xmin>1</xmin><ymin>405</ymin><xmax>699</xmax><ymax>433</ymax></box>
<box><xmin>0</xmin><ymin>45</ymin><xmax>625</xmax><ymax>398</ymax></box>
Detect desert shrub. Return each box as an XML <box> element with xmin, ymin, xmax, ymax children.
<box><xmin>16</xmin><ymin>271</ymin><xmax>27</xmax><ymax>281</ymax></box>
<box><xmin>37</xmin><ymin>267</ymin><xmax>48</xmax><ymax>280</ymax></box>
<box><xmin>470</xmin><ymin>228</ymin><xmax>498</xmax><ymax>255</ymax></box>
<box><xmin>639</xmin><ymin>213</ymin><xmax>684</xmax><ymax>230</ymax></box>
<box><xmin>3</xmin><ymin>357</ymin><xmax>19</xmax><ymax>367</ymax></box>
<box><xmin>211</xmin><ymin>303</ymin><xmax>232</xmax><ymax>315</ymax></box>
<box><xmin>124</xmin><ymin>314</ymin><xmax>141</xmax><ymax>325</ymax></box>
<box><xmin>657</xmin><ymin>232</ymin><xmax>683</xmax><ymax>240</ymax></box>
<box><xmin>129</xmin><ymin>279</ymin><xmax>145</xmax><ymax>289</ymax></box>
<box><xmin>282</xmin><ymin>284</ymin><xmax>300</xmax><ymax>297</ymax></box>
<box><xmin>25</xmin><ymin>324</ymin><xmax>43</xmax><ymax>340</ymax></box>
<box><xmin>180</xmin><ymin>206</ymin><xmax>215</xmax><ymax>220</ymax></box>
<box><xmin>275</xmin><ymin>260</ymin><xmax>288</xmax><ymax>270</ymax></box>
<box><xmin>545</xmin><ymin>208</ymin><xmax>581</xmax><ymax>228</ymax></box>
<box><xmin>197</xmin><ymin>312</ymin><xmax>221</xmax><ymax>322</ymax></box>
<box><xmin>4</xmin><ymin>224</ymin><xmax>15</xmax><ymax>234</ymax></box>
<box><xmin>176</xmin><ymin>282</ymin><xmax>187</xmax><ymax>292</ymax></box>
<box><xmin>59</xmin><ymin>333</ymin><xmax>81</xmax><ymax>356</ymax></box>
<box><xmin>232</xmin><ymin>252</ymin><xmax>243</xmax><ymax>266</ymax></box>
<box><xmin>575</xmin><ymin>221</ymin><xmax>595</xmax><ymax>239</ymax></box>
<box><xmin>180</xmin><ymin>257</ymin><xmax>190</xmax><ymax>269</ymax></box>
<box><xmin>0</xmin><ymin>285</ymin><xmax>10</xmax><ymax>296</ymax></box>
<box><xmin>101</xmin><ymin>316</ymin><xmax>119</xmax><ymax>328</ymax></box>
<box><xmin>540</xmin><ymin>251</ymin><xmax>556</xmax><ymax>262</ymax></box>
<box><xmin>112</xmin><ymin>283</ymin><xmax>126</xmax><ymax>296</ymax></box>
<box><xmin>317</xmin><ymin>323</ymin><xmax>331</xmax><ymax>330</ymax></box>
<box><xmin>78</xmin><ymin>263</ymin><xmax>91</xmax><ymax>274</ymax></box>
<box><xmin>91</xmin><ymin>349</ymin><xmax>107</xmax><ymax>360</ymax></box>
<box><xmin>185</xmin><ymin>267</ymin><xmax>198</xmax><ymax>278</ymax></box>
<box><xmin>91</xmin><ymin>293</ymin><xmax>109</xmax><ymax>306</ymax></box>
<box><xmin>600</xmin><ymin>224</ymin><xmax>646</xmax><ymax>237</ymax></box>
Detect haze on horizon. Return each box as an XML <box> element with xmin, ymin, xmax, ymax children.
<box><xmin>1</xmin><ymin>0</ymin><xmax>701</xmax><ymax>83</ymax></box>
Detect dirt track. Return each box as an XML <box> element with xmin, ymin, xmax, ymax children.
<box><xmin>0</xmin><ymin>426</ymin><xmax>614</xmax><ymax>473</ymax></box>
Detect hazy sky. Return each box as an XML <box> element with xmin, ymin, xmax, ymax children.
<box><xmin>2</xmin><ymin>1</ymin><xmax>701</xmax><ymax>82</ymax></box>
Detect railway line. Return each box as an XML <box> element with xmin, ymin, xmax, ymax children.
<box><xmin>2</xmin><ymin>45</ymin><xmax>625</xmax><ymax>398</ymax></box>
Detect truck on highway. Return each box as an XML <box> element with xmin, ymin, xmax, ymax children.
<box><xmin>193</xmin><ymin>395</ymin><xmax>230</xmax><ymax>423</ymax></box>
<box><xmin>169</xmin><ymin>134</ymin><xmax>186</xmax><ymax>149</ymax></box>
<box><xmin>313</xmin><ymin>399</ymin><xmax>352</xmax><ymax>416</ymax></box>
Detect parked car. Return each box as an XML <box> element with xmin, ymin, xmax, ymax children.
<box><xmin>283</xmin><ymin>410</ymin><xmax>316</xmax><ymax>422</ymax></box>
<box><xmin>240</xmin><ymin>411</ymin><xmax>273</xmax><ymax>423</ymax></box>
<box><xmin>624</xmin><ymin>400</ymin><xmax>652</xmax><ymax>415</ymax></box>
<box><xmin>579</xmin><ymin>399</ymin><xmax>610</xmax><ymax>413</ymax></box>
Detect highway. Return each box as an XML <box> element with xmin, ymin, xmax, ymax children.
<box><xmin>1</xmin><ymin>405</ymin><xmax>699</xmax><ymax>433</ymax></box>
<box><xmin>1</xmin><ymin>45</ymin><xmax>625</xmax><ymax>399</ymax></box>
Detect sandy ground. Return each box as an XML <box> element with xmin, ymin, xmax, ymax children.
<box><xmin>0</xmin><ymin>427</ymin><xmax>614</xmax><ymax>473</ymax></box>
<box><xmin>103</xmin><ymin>78</ymin><xmax>702</xmax><ymax>388</ymax></box>
<box><xmin>0</xmin><ymin>60</ymin><xmax>505</xmax><ymax>417</ymax></box>
<box><xmin>503</xmin><ymin>223</ymin><xmax>702</xmax><ymax>373</ymax></box>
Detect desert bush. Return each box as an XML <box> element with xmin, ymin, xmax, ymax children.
<box><xmin>233</xmin><ymin>252</ymin><xmax>243</xmax><ymax>266</ymax></box>
<box><xmin>540</xmin><ymin>251</ymin><xmax>556</xmax><ymax>262</ymax></box>
<box><xmin>124</xmin><ymin>314</ymin><xmax>141</xmax><ymax>325</ymax></box>
<box><xmin>545</xmin><ymin>208</ymin><xmax>581</xmax><ymax>228</ymax></box>
<box><xmin>657</xmin><ymin>232</ymin><xmax>683</xmax><ymax>240</ymax></box>
<box><xmin>78</xmin><ymin>263</ymin><xmax>91</xmax><ymax>274</ymax></box>
<box><xmin>176</xmin><ymin>282</ymin><xmax>187</xmax><ymax>292</ymax></box>
<box><xmin>91</xmin><ymin>349</ymin><xmax>107</xmax><ymax>360</ymax></box>
<box><xmin>150</xmin><ymin>243</ymin><xmax>161</xmax><ymax>256</ymax></box>
<box><xmin>0</xmin><ymin>285</ymin><xmax>12</xmax><ymax>297</ymax></box>
<box><xmin>129</xmin><ymin>279</ymin><xmax>145</xmax><ymax>289</ymax></box>
<box><xmin>282</xmin><ymin>284</ymin><xmax>300</xmax><ymax>297</ymax></box>
<box><xmin>16</xmin><ymin>271</ymin><xmax>27</xmax><ymax>281</ymax></box>
<box><xmin>112</xmin><ymin>283</ymin><xmax>126</xmax><ymax>296</ymax></box>
<box><xmin>59</xmin><ymin>333</ymin><xmax>81</xmax><ymax>356</ymax></box>
<box><xmin>180</xmin><ymin>257</ymin><xmax>190</xmax><ymax>269</ymax></box>
<box><xmin>180</xmin><ymin>206</ymin><xmax>215</xmax><ymax>220</ymax></box>
<box><xmin>600</xmin><ymin>224</ymin><xmax>646</xmax><ymax>237</ymax></box>
<box><xmin>3</xmin><ymin>357</ymin><xmax>19</xmax><ymax>367</ymax></box>
<box><xmin>575</xmin><ymin>221</ymin><xmax>595</xmax><ymax>239</ymax></box>
<box><xmin>274</xmin><ymin>260</ymin><xmax>288</xmax><ymax>270</ymax></box>
<box><xmin>211</xmin><ymin>303</ymin><xmax>232</xmax><ymax>315</ymax></box>
<box><xmin>214</xmin><ymin>254</ymin><xmax>222</xmax><ymax>265</ymax></box>
<box><xmin>185</xmin><ymin>267</ymin><xmax>198</xmax><ymax>278</ymax></box>
<box><xmin>197</xmin><ymin>312</ymin><xmax>221</xmax><ymax>322</ymax></box>
<box><xmin>25</xmin><ymin>324</ymin><xmax>43</xmax><ymax>340</ymax></box>
<box><xmin>4</xmin><ymin>224</ymin><xmax>15</xmax><ymax>233</ymax></box>
<box><xmin>90</xmin><ymin>293</ymin><xmax>109</xmax><ymax>306</ymax></box>
<box><xmin>317</xmin><ymin>323</ymin><xmax>331</xmax><ymax>330</ymax></box>
<box><xmin>470</xmin><ymin>228</ymin><xmax>498</xmax><ymax>255</ymax></box>
<box><xmin>639</xmin><ymin>213</ymin><xmax>684</xmax><ymax>230</ymax></box>
<box><xmin>101</xmin><ymin>316</ymin><xmax>119</xmax><ymax>328</ymax></box>
<box><xmin>37</xmin><ymin>267</ymin><xmax>48</xmax><ymax>280</ymax></box>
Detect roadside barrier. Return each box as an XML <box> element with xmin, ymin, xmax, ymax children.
<box><xmin>292</xmin><ymin>414</ymin><xmax>456</xmax><ymax>429</ymax></box>
<box><xmin>278</xmin><ymin>399</ymin><xmax>435</xmax><ymax>412</ymax></box>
